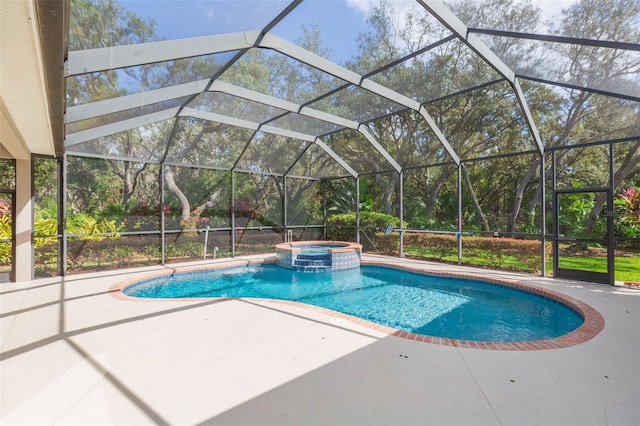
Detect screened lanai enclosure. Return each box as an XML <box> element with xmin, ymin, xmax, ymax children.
<box><xmin>2</xmin><ymin>0</ymin><xmax>639</xmax><ymax>285</ymax></box>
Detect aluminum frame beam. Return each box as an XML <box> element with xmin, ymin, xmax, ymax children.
<box><xmin>416</xmin><ymin>0</ymin><xmax>545</xmax><ymax>156</ymax></box>
<box><xmin>66</xmin><ymin>79</ymin><xmax>358</xmax><ymax>129</ymax></box>
<box><xmin>65</xmin><ymin>107</ymin><xmax>180</xmax><ymax>147</ymax></box>
<box><xmin>67</xmin><ymin>26</ymin><xmax>462</xmax><ymax>167</ymax></box>
<box><xmin>517</xmin><ymin>74</ymin><xmax>640</xmax><ymax>103</ymax></box>
<box><xmin>65</xmin><ymin>79</ymin><xmax>210</xmax><ymax>123</ymax></box>
<box><xmin>357</xmin><ymin>126</ymin><xmax>401</xmax><ymax>172</ymax></box>
<box><xmin>208</xmin><ymin>81</ymin><xmax>401</xmax><ymax>170</ymax></box>
<box><xmin>422</xmin><ymin>78</ymin><xmax>504</xmax><ymax>106</ymax></box>
<box><xmin>417</xmin><ymin>106</ymin><xmax>460</xmax><ymax>164</ymax></box>
<box><xmin>66</xmin><ymin>102</ymin><xmax>357</xmax><ymax>177</ymax></box>
<box><xmin>209</xmin><ymin>80</ymin><xmax>359</xmax><ymax>129</ymax></box>
<box><xmin>66</xmin><ymin>77</ymin><xmax>401</xmax><ymax>174</ymax></box>
<box><xmin>67</xmin><ymin>31</ymin><xmax>459</xmax><ymax>168</ymax></box>
<box><xmin>415</xmin><ymin>0</ymin><xmax>514</xmax><ymax>80</ymax></box>
<box><xmin>179</xmin><ymin>107</ymin><xmax>358</xmax><ymax>178</ymax></box>
<box><xmin>313</xmin><ymin>138</ymin><xmax>358</xmax><ymax>178</ymax></box>
<box><xmin>467</xmin><ymin>28</ymin><xmax>640</xmax><ymax>52</ymax></box>
<box><xmin>513</xmin><ymin>78</ymin><xmax>543</xmax><ymax>154</ymax></box>
<box><xmin>257</xmin><ymin>33</ymin><xmax>461</xmax><ymax>165</ymax></box>
<box><xmin>64</xmin><ymin>7</ymin><xmax>542</xmax><ymax>166</ymax></box>
<box><xmin>180</xmin><ymin>107</ymin><xmax>259</xmax><ymax>133</ymax></box>
<box><xmin>67</xmin><ymin>31</ymin><xmax>261</xmax><ymax>76</ymax></box>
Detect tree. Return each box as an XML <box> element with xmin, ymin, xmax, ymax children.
<box><xmin>158</xmin><ymin>25</ymin><xmax>340</xmax><ymax>231</ymax></box>
<box><xmin>539</xmin><ymin>0</ymin><xmax>639</xmax><ymax>233</ymax></box>
<box><xmin>69</xmin><ymin>0</ymin><xmax>160</xmax><ymax>208</ymax></box>
<box><xmin>163</xmin><ymin>165</ymin><xmax>227</xmax><ymax>231</ymax></box>
<box><xmin>451</xmin><ymin>0</ymin><xmax>640</xmax><ymax>233</ymax></box>
<box><xmin>67</xmin><ymin>0</ymin><xmax>639</xmax><ymax>242</ymax></box>
<box><xmin>344</xmin><ymin>0</ymin><xmax>542</xmax><ymax>223</ymax></box>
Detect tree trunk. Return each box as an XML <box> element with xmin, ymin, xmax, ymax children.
<box><xmin>527</xmin><ymin>179</ymin><xmax>543</xmax><ymax>222</ymax></box>
<box><xmin>508</xmin><ymin>91</ymin><xmax>591</xmax><ymax>233</ymax></box>
<box><xmin>461</xmin><ymin>164</ymin><xmax>490</xmax><ymax>232</ymax></box>
<box><xmin>122</xmin><ymin>161</ymin><xmax>135</xmax><ymax>207</ymax></box>
<box><xmin>374</xmin><ymin>171</ymin><xmax>399</xmax><ymax>215</ymax></box>
<box><xmin>508</xmin><ymin>157</ymin><xmax>540</xmax><ymax>232</ymax></box>
<box><xmin>191</xmin><ymin>187</ymin><xmax>223</xmax><ymax>218</ymax></box>
<box><xmin>424</xmin><ymin>165</ymin><xmax>453</xmax><ymax>218</ymax></box>
<box><xmin>164</xmin><ymin>165</ymin><xmax>226</xmax><ymax>232</ymax></box>
<box><xmin>107</xmin><ymin>132</ymin><xmax>151</xmax><ymax>209</ymax></box>
<box><xmin>164</xmin><ymin>166</ymin><xmax>191</xmax><ymax>223</ymax></box>
<box><xmin>384</xmin><ymin>175</ymin><xmax>397</xmax><ymax>215</ymax></box>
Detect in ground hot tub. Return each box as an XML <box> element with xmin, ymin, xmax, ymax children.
<box><xmin>275</xmin><ymin>240</ymin><xmax>362</xmax><ymax>271</ymax></box>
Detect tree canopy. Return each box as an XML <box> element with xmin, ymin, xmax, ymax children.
<box><xmin>63</xmin><ymin>0</ymin><xmax>639</xmax><ymax>236</ymax></box>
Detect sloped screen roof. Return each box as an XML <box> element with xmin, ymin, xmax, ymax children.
<box><xmin>64</xmin><ymin>0</ymin><xmax>639</xmax><ymax>179</ymax></box>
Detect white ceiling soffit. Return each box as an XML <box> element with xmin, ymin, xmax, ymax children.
<box><xmin>0</xmin><ymin>0</ymin><xmax>55</xmax><ymax>159</ymax></box>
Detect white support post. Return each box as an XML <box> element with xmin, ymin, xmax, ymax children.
<box><xmin>14</xmin><ymin>158</ymin><xmax>33</xmax><ymax>282</ymax></box>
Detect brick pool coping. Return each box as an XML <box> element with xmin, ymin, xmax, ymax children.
<box><xmin>109</xmin><ymin>257</ymin><xmax>605</xmax><ymax>351</ymax></box>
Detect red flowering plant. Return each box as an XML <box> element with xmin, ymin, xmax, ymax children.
<box><xmin>0</xmin><ymin>199</ymin><xmax>11</xmax><ymax>218</ymax></box>
<box><xmin>615</xmin><ymin>187</ymin><xmax>640</xmax><ymax>239</ymax></box>
<box><xmin>619</xmin><ymin>188</ymin><xmax>640</xmax><ymax>217</ymax></box>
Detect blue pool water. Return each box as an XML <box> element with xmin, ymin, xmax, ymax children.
<box><xmin>297</xmin><ymin>244</ymin><xmax>344</xmax><ymax>255</ymax></box>
<box><xmin>299</xmin><ymin>244</ymin><xmax>345</xmax><ymax>250</ymax></box>
<box><xmin>124</xmin><ymin>264</ymin><xmax>583</xmax><ymax>342</ymax></box>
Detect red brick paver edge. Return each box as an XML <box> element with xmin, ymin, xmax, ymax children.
<box><xmin>109</xmin><ymin>258</ymin><xmax>605</xmax><ymax>351</ymax></box>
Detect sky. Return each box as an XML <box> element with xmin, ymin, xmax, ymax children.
<box><xmin>118</xmin><ymin>0</ymin><xmax>576</xmax><ymax>65</ymax></box>
<box><xmin>119</xmin><ymin>0</ymin><xmax>372</xmax><ymax>64</ymax></box>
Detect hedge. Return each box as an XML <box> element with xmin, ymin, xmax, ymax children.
<box><xmin>375</xmin><ymin>232</ymin><xmax>549</xmax><ymax>273</ymax></box>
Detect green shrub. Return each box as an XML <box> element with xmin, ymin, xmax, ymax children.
<box><xmin>327</xmin><ymin>211</ymin><xmax>405</xmax><ymax>242</ymax></box>
<box><xmin>67</xmin><ymin>213</ymin><xmax>119</xmax><ymax>238</ymax></box>
<box><xmin>404</xmin><ymin>233</ymin><xmax>457</xmax><ymax>260</ymax></box>
<box><xmin>0</xmin><ymin>214</ymin><xmax>11</xmax><ymax>264</ymax></box>
<box><xmin>34</xmin><ymin>214</ymin><xmax>58</xmax><ymax>247</ymax></box>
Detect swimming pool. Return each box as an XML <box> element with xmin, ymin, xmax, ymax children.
<box><xmin>122</xmin><ymin>263</ymin><xmax>588</xmax><ymax>343</ymax></box>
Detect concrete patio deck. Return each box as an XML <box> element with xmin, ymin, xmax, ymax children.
<box><xmin>1</xmin><ymin>254</ymin><xmax>638</xmax><ymax>425</ymax></box>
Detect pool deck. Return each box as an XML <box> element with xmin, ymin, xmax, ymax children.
<box><xmin>1</xmin><ymin>254</ymin><xmax>638</xmax><ymax>425</ymax></box>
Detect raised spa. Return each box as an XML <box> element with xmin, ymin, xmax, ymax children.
<box><xmin>275</xmin><ymin>240</ymin><xmax>362</xmax><ymax>272</ymax></box>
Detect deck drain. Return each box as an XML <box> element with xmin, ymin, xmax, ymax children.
<box><xmin>330</xmin><ymin>318</ymin><xmax>347</xmax><ymax>325</ymax></box>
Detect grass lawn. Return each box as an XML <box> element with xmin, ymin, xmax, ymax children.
<box><xmin>403</xmin><ymin>246</ymin><xmax>542</xmax><ymax>273</ymax></box>
<box><xmin>404</xmin><ymin>246</ymin><xmax>640</xmax><ymax>283</ymax></box>
<box><xmin>557</xmin><ymin>255</ymin><xmax>640</xmax><ymax>282</ymax></box>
